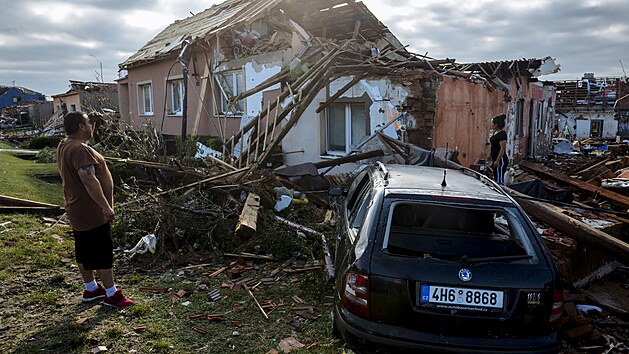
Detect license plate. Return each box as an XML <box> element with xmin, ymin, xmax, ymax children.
<box><xmin>420</xmin><ymin>285</ymin><xmax>504</xmax><ymax>309</ymax></box>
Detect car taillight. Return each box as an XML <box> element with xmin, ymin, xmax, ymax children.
<box><xmin>342</xmin><ymin>272</ymin><xmax>369</xmax><ymax>319</ymax></box>
<box><xmin>549</xmin><ymin>289</ymin><xmax>564</xmax><ymax>328</ymax></box>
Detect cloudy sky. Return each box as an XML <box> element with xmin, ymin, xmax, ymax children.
<box><xmin>1</xmin><ymin>0</ymin><xmax>627</xmax><ymax>96</ymax></box>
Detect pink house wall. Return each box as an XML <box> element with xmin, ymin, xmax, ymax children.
<box><xmin>125</xmin><ymin>54</ymin><xmax>241</xmax><ymax>138</ymax></box>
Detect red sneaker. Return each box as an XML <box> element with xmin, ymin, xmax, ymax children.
<box><xmin>82</xmin><ymin>283</ymin><xmax>106</xmax><ymax>302</ymax></box>
<box><xmin>103</xmin><ymin>290</ymin><xmax>134</xmax><ymax>308</ymax></box>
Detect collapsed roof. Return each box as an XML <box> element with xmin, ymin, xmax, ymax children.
<box><xmin>120</xmin><ymin>0</ymin><xmax>401</xmax><ymax>69</ymax></box>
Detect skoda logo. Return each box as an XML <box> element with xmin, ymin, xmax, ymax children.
<box><xmin>458</xmin><ymin>269</ymin><xmax>472</xmax><ymax>282</ymax></box>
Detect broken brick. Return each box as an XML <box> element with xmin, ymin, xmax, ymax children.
<box><xmin>188</xmin><ymin>314</ymin><xmax>206</xmax><ymax>320</ymax></box>
<box><xmin>139</xmin><ymin>286</ymin><xmax>169</xmax><ymax>294</ymax></box>
<box><xmin>133</xmin><ymin>326</ymin><xmax>146</xmax><ymax>333</ymax></box>
<box><xmin>192</xmin><ymin>327</ymin><xmax>207</xmax><ymax>334</ymax></box>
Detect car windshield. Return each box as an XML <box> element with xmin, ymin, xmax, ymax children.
<box><xmin>383</xmin><ymin>201</ymin><xmax>539</xmax><ymax>264</ymax></box>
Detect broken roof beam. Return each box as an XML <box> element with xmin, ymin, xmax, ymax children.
<box><xmin>315</xmin><ymin>73</ymin><xmax>367</xmax><ymax>113</ymax></box>
<box><xmin>312</xmin><ymin>149</ymin><xmax>384</xmax><ymax>169</ymax></box>
<box><xmin>507</xmin><ymin>188</ymin><xmax>629</xmax><ymax>264</ymax></box>
<box><xmin>519</xmin><ymin>160</ymin><xmax>629</xmax><ymax>209</ymax></box>
<box><xmin>232</xmin><ymin>48</ymin><xmax>341</xmax><ymax>166</ymax></box>
<box><xmin>224</xmin><ymin>47</ymin><xmax>340</xmax><ymax>153</ymax></box>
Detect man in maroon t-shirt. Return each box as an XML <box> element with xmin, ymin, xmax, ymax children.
<box><xmin>57</xmin><ymin>112</ymin><xmax>133</xmax><ymax>308</ymax></box>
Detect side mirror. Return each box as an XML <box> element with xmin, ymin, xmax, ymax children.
<box><xmin>328</xmin><ymin>186</ymin><xmax>345</xmax><ymax>197</ymax></box>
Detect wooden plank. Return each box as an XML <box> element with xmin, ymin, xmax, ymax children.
<box><xmin>312</xmin><ymin>149</ymin><xmax>384</xmax><ymax>169</ymax></box>
<box><xmin>519</xmin><ymin>160</ymin><xmax>629</xmax><ymax>209</ymax></box>
<box><xmin>235</xmin><ymin>193</ymin><xmax>261</xmax><ymax>234</ymax></box>
<box><xmin>315</xmin><ymin>73</ymin><xmax>366</xmax><ymax>113</ymax></box>
<box><xmin>507</xmin><ymin>188</ymin><xmax>629</xmax><ymax>263</ymax></box>
<box><xmin>192</xmin><ymin>54</ymin><xmax>211</xmax><ymax>137</ymax></box>
<box><xmin>0</xmin><ymin>194</ymin><xmax>60</xmax><ymax>208</ymax></box>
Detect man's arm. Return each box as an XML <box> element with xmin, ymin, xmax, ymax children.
<box><xmin>78</xmin><ymin>165</ymin><xmax>114</xmax><ymax>221</ymax></box>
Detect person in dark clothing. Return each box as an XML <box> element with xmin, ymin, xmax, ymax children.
<box><xmin>489</xmin><ymin>114</ymin><xmax>509</xmax><ymax>184</ymax></box>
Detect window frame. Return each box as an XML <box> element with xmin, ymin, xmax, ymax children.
<box><xmin>325</xmin><ymin>101</ymin><xmax>370</xmax><ymax>155</ymax></box>
<box><xmin>138</xmin><ymin>81</ymin><xmax>154</xmax><ymax>116</ymax></box>
<box><xmin>166</xmin><ymin>78</ymin><xmax>184</xmax><ymax>116</ymax></box>
<box><xmin>218</xmin><ymin>70</ymin><xmax>245</xmax><ymax>116</ymax></box>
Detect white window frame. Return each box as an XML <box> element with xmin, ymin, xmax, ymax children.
<box><xmin>167</xmin><ymin>78</ymin><xmax>184</xmax><ymax>116</ymax></box>
<box><xmin>325</xmin><ymin>102</ymin><xmax>370</xmax><ymax>155</ymax></box>
<box><xmin>138</xmin><ymin>81</ymin><xmax>153</xmax><ymax>116</ymax></box>
<box><xmin>218</xmin><ymin>70</ymin><xmax>245</xmax><ymax>116</ymax></box>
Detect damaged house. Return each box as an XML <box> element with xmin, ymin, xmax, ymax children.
<box><xmin>0</xmin><ymin>85</ymin><xmax>51</xmax><ymax>127</ymax></box>
<box><xmin>118</xmin><ymin>0</ymin><xmax>559</xmax><ymax>172</ymax></box>
<box><xmin>52</xmin><ymin>80</ymin><xmax>119</xmax><ymax>118</ymax></box>
<box><xmin>555</xmin><ymin>74</ymin><xmax>628</xmax><ymax>140</ymax></box>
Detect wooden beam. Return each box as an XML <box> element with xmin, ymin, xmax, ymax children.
<box><xmin>312</xmin><ymin>149</ymin><xmax>384</xmax><ymax>169</ymax></box>
<box><xmin>315</xmin><ymin>73</ymin><xmax>366</xmax><ymax>113</ymax></box>
<box><xmin>0</xmin><ymin>194</ymin><xmax>60</xmax><ymax>208</ymax></box>
<box><xmin>507</xmin><ymin>188</ymin><xmax>629</xmax><ymax>264</ymax></box>
<box><xmin>519</xmin><ymin>160</ymin><xmax>629</xmax><ymax>209</ymax></box>
<box><xmin>192</xmin><ymin>55</ymin><xmax>211</xmax><ymax>136</ymax></box>
<box><xmin>235</xmin><ymin>193</ymin><xmax>261</xmax><ymax>235</ymax></box>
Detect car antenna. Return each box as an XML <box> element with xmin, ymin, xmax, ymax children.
<box><xmin>441</xmin><ymin>143</ymin><xmax>448</xmax><ymax>187</ymax></box>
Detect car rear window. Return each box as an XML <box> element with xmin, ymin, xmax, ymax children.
<box><xmin>383</xmin><ymin>202</ymin><xmax>539</xmax><ymax>264</ymax></box>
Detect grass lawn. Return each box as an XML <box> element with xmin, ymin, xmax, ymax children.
<box><xmin>0</xmin><ymin>151</ymin><xmax>63</xmax><ymax>206</ymax></box>
<box><xmin>0</xmin><ymin>148</ymin><xmax>348</xmax><ymax>353</ymax></box>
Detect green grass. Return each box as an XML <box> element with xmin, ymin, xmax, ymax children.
<box><xmin>0</xmin><ymin>151</ymin><xmax>63</xmax><ymax>205</ymax></box>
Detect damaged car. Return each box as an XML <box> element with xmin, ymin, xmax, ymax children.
<box><xmin>331</xmin><ymin>162</ymin><xmax>563</xmax><ymax>353</ymax></box>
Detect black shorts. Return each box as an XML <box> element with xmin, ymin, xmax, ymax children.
<box><xmin>73</xmin><ymin>223</ymin><xmax>114</xmax><ymax>270</ymax></box>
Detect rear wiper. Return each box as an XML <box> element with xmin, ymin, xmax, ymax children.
<box><xmin>460</xmin><ymin>254</ymin><xmax>533</xmax><ymax>265</ymax></box>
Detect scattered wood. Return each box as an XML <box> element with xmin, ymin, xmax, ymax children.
<box><xmin>507</xmin><ymin>188</ymin><xmax>629</xmax><ymax>264</ymax></box>
<box><xmin>188</xmin><ymin>314</ymin><xmax>206</xmax><ymax>320</ymax></box>
<box><xmin>519</xmin><ymin>160</ymin><xmax>629</xmax><ymax>209</ymax></box>
<box><xmin>223</xmin><ymin>253</ymin><xmax>276</xmax><ymax>261</ymax></box>
<box><xmin>246</xmin><ymin>285</ymin><xmax>269</xmax><ymax>319</ymax></box>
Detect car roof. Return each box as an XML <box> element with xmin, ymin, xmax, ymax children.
<box><xmin>380</xmin><ymin>165</ymin><xmax>513</xmax><ymax>204</ymax></box>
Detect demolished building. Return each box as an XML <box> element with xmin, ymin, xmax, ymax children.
<box><xmin>118</xmin><ymin>0</ymin><xmax>560</xmax><ymax>171</ymax></box>
<box><xmin>51</xmin><ymin>80</ymin><xmax>119</xmax><ymax>117</ymax></box>
<box><xmin>555</xmin><ymin>74</ymin><xmax>629</xmax><ymax>140</ymax></box>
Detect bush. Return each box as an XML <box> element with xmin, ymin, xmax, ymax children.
<box><xmin>29</xmin><ymin>136</ymin><xmax>62</xmax><ymax>150</ymax></box>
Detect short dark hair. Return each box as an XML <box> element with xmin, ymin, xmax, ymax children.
<box><xmin>492</xmin><ymin>114</ymin><xmax>506</xmax><ymax>129</ymax></box>
<box><xmin>63</xmin><ymin>112</ymin><xmax>88</xmax><ymax>134</ymax></box>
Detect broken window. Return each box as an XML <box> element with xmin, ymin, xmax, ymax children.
<box><xmin>326</xmin><ymin>102</ymin><xmax>370</xmax><ymax>154</ymax></box>
<box><xmin>384</xmin><ymin>202</ymin><xmax>538</xmax><ymax>263</ymax></box>
<box><xmin>219</xmin><ymin>70</ymin><xmax>244</xmax><ymax>115</ymax></box>
<box><xmin>167</xmin><ymin>79</ymin><xmax>184</xmax><ymax>116</ymax></box>
<box><xmin>138</xmin><ymin>83</ymin><xmax>153</xmax><ymax>115</ymax></box>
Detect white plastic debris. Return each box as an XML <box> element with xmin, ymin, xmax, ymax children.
<box><xmin>274</xmin><ymin>195</ymin><xmax>293</xmax><ymax>212</ymax></box>
<box><xmin>124</xmin><ymin>234</ymin><xmax>157</xmax><ymax>258</ymax></box>
<box><xmin>195</xmin><ymin>142</ymin><xmax>222</xmax><ymax>159</ymax></box>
